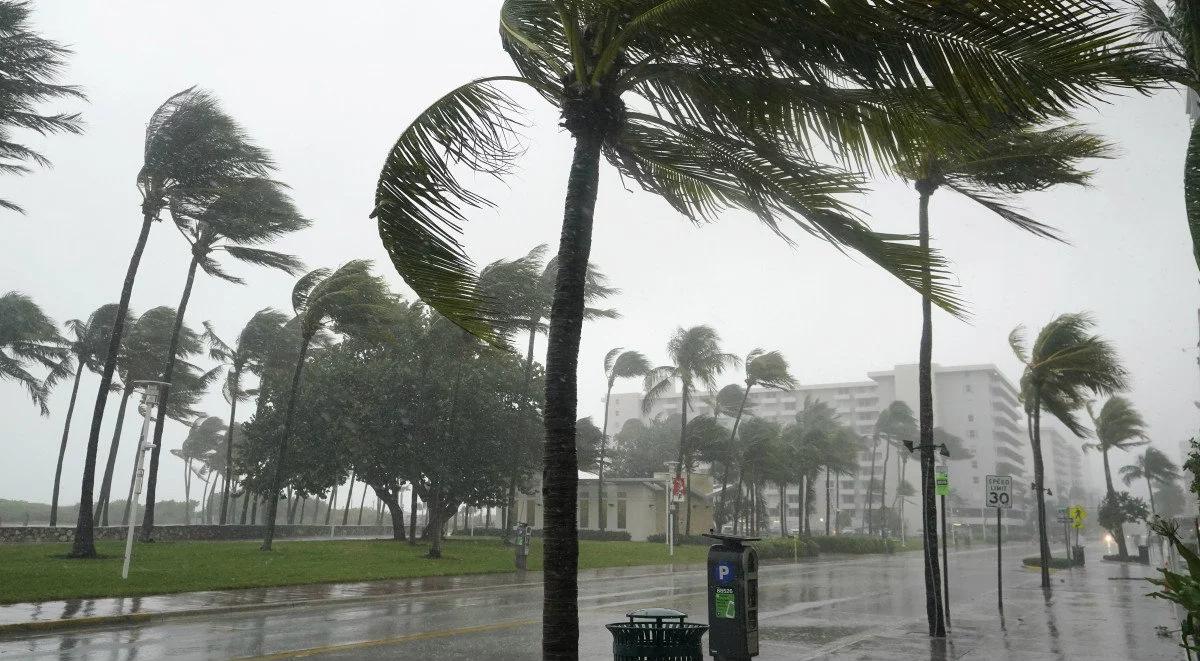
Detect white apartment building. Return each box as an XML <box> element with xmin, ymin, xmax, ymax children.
<box><xmin>604</xmin><ymin>363</ymin><xmax>1087</xmax><ymax>535</ymax></box>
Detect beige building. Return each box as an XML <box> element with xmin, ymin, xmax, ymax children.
<box><xmin>518</xmin><ymin>470</ymin><xmax>713</xmax><ymax>541</ymax></box>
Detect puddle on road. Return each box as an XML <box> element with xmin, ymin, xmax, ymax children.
<box><xmin>764</xmin><ymin>624</ymin><xmax>869</xmax><ymax>645</ymax></box>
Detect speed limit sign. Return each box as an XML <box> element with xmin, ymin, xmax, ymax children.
<box><xmin>985</xmin><ymin>475</ymin><xmax>1013</xmax><ymax>509</ymax></box>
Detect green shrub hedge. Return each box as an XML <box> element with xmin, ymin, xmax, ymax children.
<box><xmin>751</xmin><ymin>537</ymin><xmax>820</xmax><ymax>559</ymax></box>
<box><xmin>638</xmin><ymin>534</ymin><xmax>915</xmax><ymax>557</ymax></box>
<box><xmin>1022</xmin><ymin>555</ymin><xmax>1076</xmax><ymax>569</ymax></box>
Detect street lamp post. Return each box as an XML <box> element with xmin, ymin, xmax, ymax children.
<box><xmin>122</xmin><ymin>381</ymin><xmax>168</xmax><ymax>580</ymax></box>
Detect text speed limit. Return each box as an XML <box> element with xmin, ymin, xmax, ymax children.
<box><xmin>985</xmin><ymin>475</ymin><xmax>1013</xmax><ymax>509</ymax></box>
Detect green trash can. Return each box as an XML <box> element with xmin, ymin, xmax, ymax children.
<box><xmin>606</xmin><ymin>608</ymin><xmax>708</xmax><ymax>660</ymax></box>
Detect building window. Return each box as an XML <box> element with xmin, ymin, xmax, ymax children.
<box><xmin>971</xmin><ymin>460</ymin><xmax>979</xmax><ymax>469</ymax></box>
<box><xmin>616</xmin><ymin>491</ymin><xmax>627</xmax><ymax>529</ymax></box>
<box><xmin>972</xmin><ymin>476</ymin><xmax>980</xmax><ymax>484</ymax></box>
<box><xmin>578</xmin><ymin>494</ymin><xmax>590</xmax><ymax>529</ymax></box>
<box><xmin>785</xmin><ymin>402</ymin><xmax>796</xmax><ymax>410</ymax></box>
<box><xmin>968</xmin><ymin>430</ymin><xmax>977</xmax><ymax>439</ymax></box>
<box><xmin>967</xmin><ymin>414</ymin><xmax>974</xmax><ymax>422</ymax></box>
<box><xmin>964</xmin><ymin>384</ymin><xmax>973</xmax><ymax>393</ymax></box>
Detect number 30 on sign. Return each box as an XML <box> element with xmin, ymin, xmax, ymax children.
<box><xmin>985</xmin><ymin>475</ymin><xmax>1012</xmax><ymax>509</ymax></box>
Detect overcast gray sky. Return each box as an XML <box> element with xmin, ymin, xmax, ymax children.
<box><xmin>3</xmin><ymin>1</ymin><xmax>1197</xmax><ymax>507</ymax></box>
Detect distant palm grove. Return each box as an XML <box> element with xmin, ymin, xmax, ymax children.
<box><xmin>4</xmin><ymin>1</ymin><xmax>1200</xmax><ymax>659</ymax></box>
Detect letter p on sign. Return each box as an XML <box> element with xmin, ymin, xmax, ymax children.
<box><xmin>715</xmin><ymin>561</ymin><xmax>734</xmax><ymax>584</ymax></box>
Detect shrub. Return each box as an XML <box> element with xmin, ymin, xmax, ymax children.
<box><xmin>528</xmin><ymin>529</ymin><xmax>631</xmax><ymax>542</ymax></box>
<box><xmin>751</xmin><ymin>537</ymin><xmax>820</xmax><ymax>559</ymax></box>
<box><xmin>1022</xmin><ymin>556</ymin><xmax>1076</xmax><ymax>569</ymax></box>
<box><xmin>645</xmin><ymin>533</ymin><xmax>711</xmax><ymax>545</ymax></box>
<box><xmin>1148</xmin><ymin>517</ymin><xmax>1200</xmax><ymax>654</ymax></box>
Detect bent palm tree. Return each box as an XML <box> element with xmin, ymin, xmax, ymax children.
<box><xmin>1011</xmin><ymin>313</ymin><xmax>1127</xmax><ymax>586</ymax></box>
<box><xmin>73</xmin><ymin>88</ymin><xmax>273</xmax><ymax>558</ymax></box>
<box><xmin>643</xmin><ymin>325</ymin><xmax>739</xmax><ymax>535</ymax></box>
<box><xmin>260</xmin><ymin>262</ymin><xmax>393</xmax><ymax>551</ymax></box>
<box><xmin>141</xmin><ymin>178</ymin><xmax>306</xmax><ymax>540</ymax></box>
<box><xmin>1085</xmin><ymin>395</ymin><xmax>1149</xmax><ymax>549</ymax></box>
<box><xmin>1120</xmin><ymin>446</ymin><xmax>1180</xmax><ymax>515</ymax></box>
<box><xmin>372</xmin><ymin>3</ymin><xmax>1148</xmax><ymax>653</ymax></box>
<box><xmin>203</xmin><ymin>309</ymin><xmax>290</xmax><ymax>524</ymax></box>
<box><xmin>867</xmin><ymin>401</ymin><xmax>917</xmax><ymax>536</ymax></box>
<box><xmin>0</xmin><ymin>0</ymin><xmax>83</xmax><ymax>213</ymax></box>
<box><xmin>0</xmin><ymin>292</ymin><xmax>69</xmax><ymax>413</ymax></box>
<box><xmin>50</xmin><ymin>304</ymin><xmax>124</xmax><ymax>527</ymax></box>
<box><xmin>598</xmin><ymin>348</ymin><xmax>649</xmax><ymax>531</ymax></box>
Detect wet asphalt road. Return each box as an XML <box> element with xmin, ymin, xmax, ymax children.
<box><xmin>0</xmin><ymin>545</ymin><xmax>1184</xmax><ymax>660</ymax></box>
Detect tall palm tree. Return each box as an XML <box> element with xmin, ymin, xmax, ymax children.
<box><xmin>1120</xmin><ymin>446</ymin><xmax>1180</xmax><ymax>516</ymax></box>
<box><xmin>0</xmin><ymin>291</ymin><xmax>70</xmax><ymax>414</ymax></box>
<box><xmin>1131</xmin><ymin>0</ymin><xmax>1200</xmax><ymax>272</ymax></box>
<box><xmin>866</xmin><ymin>401</ymin><xmax>916</xmax><ymax>535</ymax></box>
<box><xmin>50</xmin><ymin>304</ymin><xmax>124</xmax><ymax>527</ymax></box>
<box><xmin>141</xmin><ymin>178</ymin><xmax>307</xmax><ymax>540</ymax></box>
<box><xmin>0</xmin><ymin>0</ymin><xmax>83</xmax><ymax>213</ymax></box>
<box><xmin>896</xmin><ymin>121</ymin><xmax>1106</xmax><ymax>636</ymax></box>
<box><xmin>72</xmin><ymin>88</ymin><xmax>273</xmax><ymax>558</ymax></box>
<box><xmin>95</xmin><ymin>307</ymin><xmax>213</xmax><ymax>526</ymax></box>
<box><xmin>203</xmin><ymin>309</ymin><xmax>291</xmax><ymax>525</ymax></box>
<box><xmin>371</xmin><ymin>5</ymin><xmax>1148</xmax><ymax>654</ymax></box>
<box><xmin>1011</xmin><ymin>313</ymin><xmax>1128</xmax><ymax>586</ymax></box>
<box><xmin>260</xmin><ymin>261</ymin><xmax>394</xmax><ymax>551</ymax></box>
<box><xmin>170</xmin><ymin>416</ymin><xmax>225</xmax><ymax>524</ymax></box>
<box><xmin>1084</xmin><ymin>395</ymin><xmax>1149</xmax><ymax>554</ymax></box>
<box><xmin>598</xmin><ymin>348</ymin><xmax>649</xmax><ymax>531</ymax></box>
<box><xmin>822</xmin><ymin>426</ymin><xmax>860</xmax><ymax>536</ymax></box>
<box><xmin>643</xmin><ymin>325</ymin><xmax>739</xmax><ymax>535</ymax></box>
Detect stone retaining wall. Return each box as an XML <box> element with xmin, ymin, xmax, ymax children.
<box><xmin>0</xmin><ymin>524</ymin><xmax>395</xmax><ymax>544</ymax></box>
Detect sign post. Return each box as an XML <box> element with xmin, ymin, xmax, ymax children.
<box><xmin>670</xmin><ymin>476</ymin><xmax>685</xmax><ymax>557</ymax></box>
<box><xmin>985</xmin><ymin>475</ymin><xmax>1013</xmax><ymax>611</ymax></box>
<box><xmin>936</xmin><ymin>467</ymin><xmax>951</xmax><ymax>628</ymax></box>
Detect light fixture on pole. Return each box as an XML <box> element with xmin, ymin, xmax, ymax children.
<box><xmin>122</xmin><ymin>380</ymin><xmax>168</xmax><ymax>580</ymax></box>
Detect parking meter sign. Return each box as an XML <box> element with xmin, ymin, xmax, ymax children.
<box><xmin>985</xmin><ymin>475</ymin><xmax>1012</xmax><ymax>509</ymax></box>
<box><xmin>714</xmin><ymin>560</ymin><xmax>735</xmax><ymax>584</ymax></box>
<box><xmin>714</xmin><ymin>588</ymin><xmax>736</xmax><ymax>619</ymax></box>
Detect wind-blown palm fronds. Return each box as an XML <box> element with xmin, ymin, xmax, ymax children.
<box><xmin>0</xmin><ymin>0</ymin><xmax>83</xmax><ymax>213</ymax></box>
<box><xmin>0</xmin><ymin>291</ymin><xmax>67</xmax><ymax>413</ymax></box>
<box><xmin>1119</xmin><ymin>446</ymin><xmax>1180</xmax><ymax>515</ymax></box>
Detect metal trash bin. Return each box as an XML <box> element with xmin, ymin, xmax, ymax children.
<box><xmin>606</xmin><ymin>608</ymin><xmax>708</xmax><ymax>660</ymax></box>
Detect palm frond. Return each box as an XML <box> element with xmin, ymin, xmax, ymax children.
<box><xmin>372</xmin><ymin>76</ymin><xmax>538</xmax><ymax>343</ymax></box>
<box><xmin>222</xmin><ymin>246</ymin><xmax>305</xmax><ymax>275</ymax></box>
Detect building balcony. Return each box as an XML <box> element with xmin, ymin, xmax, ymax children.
<box><xmin>994</xmin><ymin>428</ymin><xmax>1022</xmax><ymax>448</ymax></box>
<box><xmin>997</xmin><ymin>445</ymin><xmax>1025</xmax><ymax>465</ymax></box>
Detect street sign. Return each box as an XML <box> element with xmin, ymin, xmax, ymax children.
<box><xmin>1069</xmin><ymin>505</ymin><xmax>1087</xmax><ymax>529</ymax></box>
<box><xmin>713</xmin><ymin>560</ymin><xmax>735</xmax><ymax>585</ymax></box>
<box><xmin>984</xmin><ymin>475</ymin><xmax>1012</xmax><ymax>509</ymax></box>
<box><xmin>671</xmin><ymin>476</ymin><xmax>686</xmax><ymax>503</ymax></box>
<box><xmin>1056</xmin><ymin>506</ymin><xmax>1070</xmax><ymax>523</ymax></box>
<box><xmin>935</xmin><ymin>472</ymin><xmax>950</xmax><ymax>496</ymax></box>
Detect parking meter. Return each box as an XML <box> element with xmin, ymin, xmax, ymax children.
<box><xmin>514</xmin><ymin>523</ymin><xmax>530</xmax><ymax>570</ymax></box>
<box><xmin>703</xmin><ymin>532</ymin><xmax>760</xmax><ymax>660</ymax></box>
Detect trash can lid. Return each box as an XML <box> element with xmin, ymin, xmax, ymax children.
<box><xmin>627</xmin><ymin>608</ymin><xmax>688</xmax><ymax>621</ymax></box>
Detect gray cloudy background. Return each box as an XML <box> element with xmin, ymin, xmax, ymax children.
<box><xmin>2</xmin><ymin>1</ymin><xmax>1197</xmax><ymax>506</ymax></box>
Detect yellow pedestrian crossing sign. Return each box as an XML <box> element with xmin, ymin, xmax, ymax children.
<box><xmin>1068</xmin><ymin>505</ymin><xmax>1086</xmax><ymax>529</ymax></box>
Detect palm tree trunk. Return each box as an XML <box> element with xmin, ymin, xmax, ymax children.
<box><xmin>70</xmin><ymin>208</ymin><xmax>156</xmax><ymax>558</ymax></box>
<box><xmin>240</xmin><ymin>486</ymin><xmax>251</xmax><ymax>524</ymax></box>
<box><xmin>342</xmin><ymin>472</ymin><xmax>356</xmax><ymax>526</ymax></box>
<box><xmin>733</xmin><ymin>469</ymin><xmax>745</xmax><ymax>534</ymax></box>
<box><xmin>1147</xmin><ymin>474</ymin><xmax>1157</xmax><ymax>516</ymax></box>
<box><xmin>719</xmin><ymin>386</ymin><xmax>753</xmax><ymax>529</ymax></box>
<box><xmin>880</xmin><ymin>440</ymin><xmax>892</xmax><ymax>537</ymax></box>
<box><xmin>325</xmin><ymin>485</ymin><xmax>337</xmax><ymax>526</ymax></box>
<box><xmin>357</xmin><ymin>484</ymin><xmax>368</xmax><ymax>525</ymax></box>
<box><xmin>779</xmin><ymin>482</ymin><xmax>788</xmax><ymax>536</ymax></box>
<box><xmin>98</xmin><ymin>386</ymin><xmax>133</xmax><ymax>526</ymax></box>
<box><xmin>1030</xmin><ymin>395</ymin><xmax>1055</xmax><ymax>585</ymax></box>
<box><xmin>825</xmin><ymin>470</ymin><xmax>832</xmax><ymax>536</ymax></box>
<box><xmin>1100</xmin><ymin>448</ymin><xmax>1130</xmax><ymax>557</ymax></box>
<box><xmin>717</xmin><ymin>461</ymin><xmax>733</xmax><ymax>530</ymax></box>
<box><xmin>409</xmin><ymin>487</ymin><xmax>418</xmax><ymax>544</ymax></box>
<box><xmin>250</xmin><ymin>494</ymin><xmax>258</xmax><ymax>525</ymax></box>
<box><xmin>220</xmin><ymin>372</ymin><xmax>241</xmax><ymax>525</ymax></box>
<box><xmin>598</xmin><ymin>383</ymin><xmax>613</xmax><ymax>531</ymax></box>
<box><xmin>542</xmin><ymin>129</ymin><xmax>604</xmax><ymax>660</ymax></box>
<box><xmin>1185</xmin><ymin>117</ymin><xmax>1200</xmax><ymax>272</ymax></box>
<box><xmin>183</xmin><ymin>459</ymin><xmax>193</xmax><ymax>525</ymax></box>
<box><xmin>50</xmin><ymin>361</ymin><xmax>85</xmax><ymax>527</ymax></box>
<box><xmin>917</xmin><ymin>183</ymin><xmax>946</xmax><ymax>635</ymax></box>
<box><xmin>261</xmin><ymin>339</ymin><xmax>310</xmax><ymax>551</ymax></box>
<box><xmin>141</xmin><ymin>254</ymin><xmax>202</xmax><ymax>541</ymax></box>
<box><xmin>866</xmin><ymin>433</ymin><xmax>880</xmax><ymax>534</ymax></box>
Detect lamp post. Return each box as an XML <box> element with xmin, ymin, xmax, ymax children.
<box><xmin>122</xmin><ymin>381</ymin><xmax>168</xmax><ymax>579</ymax></box>
<box><xmin>664</xmin><ymin>461</ymin><xmax>679</xmax><ymax>557</ymax></box>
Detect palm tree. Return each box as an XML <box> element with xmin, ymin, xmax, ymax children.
<box><xmin>371</xmin><ymin>5</ymin><xmax>1148</xmax><ymax>653</ymax></box>
<box><xmin>260</xmin><ymin>261</ymin><xmax>393</xmax><ymax>551</ymax></box>
<box><xmin>141</xmin><ymin>178</ymin><xmax>307</xmax><ymax>540</ymax></box>
<box><xmin>598</xmin><ymin>348</ymin><xmax>649</xmax><ymax>531</ymax></box>
<box><xmin>1131</xmin><ymin>0</ymin><xmax>1200</xmax><ymax>272</ymax></box>
<box><xmin>0</xmin><ymin>0</ymin><xmax>83</xmax><ymax>213</ymax></box>
<box><xmin>0</xmin><ymin>292</ymin><xmax>70</xmax><ymax>414</ymax></box>
<box><xmin>170</xmin><ymin>416</ymin><xmax>225</xmax><ymax>524</ymax></box>
<box><xmin>643</xmin><ymin>326</ymin><xmax>739</xmax><ymax>535</ymax></box>
<box><xmin>203</xmin><ymin>309</ymin><xmax>290</xmax><ymax>525</ymax></box>
<box><xmin>822</xmin><ymin>426</ymin><xmax>860</xmax><ymax>536</ymax></box>
<box><xmin>94</xmin><ymin>307</ymin><xmax>214</xmax><ymax>526</ymax></box>
<box><xmin>1011</xmin><ymin>313</ymin><xmax>1128</xmax><ymax>586</ymax></box>
<box><xmin>1084</xmin><ymin>395</ymin><xmax>1149</xmax><ymax>555</ymax></box>
<box><xmin>72</xmin><ymin>88</ymin><xmax>273</xmax><ymax>558</ymax></box>
<box><xmin>50</xmin><ymin>304</ymin><xmax>124</xmax><ymax>527</ymax></box>
<box><xmin>1120</xmin><ymin>447</ymin><xmax>1180</xmax><ymax>516</ymax></box>
<box><xmin>866</xmin><ymin>401</ymin><xmax>917</xmax><ymax>535</ymax></box>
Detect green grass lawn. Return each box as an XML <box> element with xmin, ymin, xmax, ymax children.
<box><xmin>0</xmin><ymin>537</ymin><xmax>711</xmax><ymax>605</ymax></box>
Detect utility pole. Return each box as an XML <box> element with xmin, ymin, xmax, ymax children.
<box><xmin>122</xmin><ymin>381</ymin><xmax>167</xmax><ymax>580</ymax></box>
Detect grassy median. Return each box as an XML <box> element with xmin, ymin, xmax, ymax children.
<box><xmin>0</xmin><ymin>537</ymin><xmax>711</xmax><ymax>604</ymax></box>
